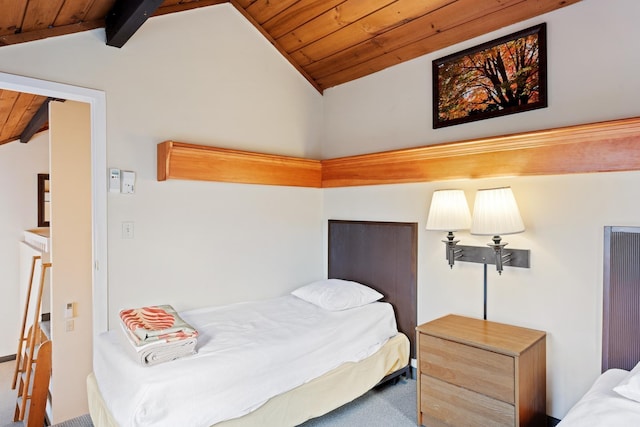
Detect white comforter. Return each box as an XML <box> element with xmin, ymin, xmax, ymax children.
<box><xmin>558</xmin><ymin>368</ymin><xmax>640</xmax><ymax>426</ymax></box>
<box><xmin>93</xmin><ymin>295</ymin><xmax>399</xmax><ymax>427</ymax></box>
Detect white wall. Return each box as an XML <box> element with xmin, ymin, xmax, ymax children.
<box><xmin>321</xmin><ymin>0</ymin><xmax>640</xmax><ymax>419</ymax></box>
<box><xmin>0</xmin><ymin>4</ymin><xmax>325</xmax><ymax>332</ymax></box>
<box><xmin>0</xmin><ymin>132</ymin><xmax>49</xmax><ymax>356</ymax></box>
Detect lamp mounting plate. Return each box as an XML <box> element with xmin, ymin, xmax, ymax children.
<box><xmin>456</xmin><ymin>245</ymin><xmax>530</xmax><ymax>269</ymax></box>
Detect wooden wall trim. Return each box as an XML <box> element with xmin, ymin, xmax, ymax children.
<box><xmin>157</xmin><ymin>141</ymin><xmax>322</xmax><ymax>187</ymax></box>
<box><xmin>321</xmin><ymin>116</ymin><xmax>640</xmax><ymax>187</ymax></box>
<box><xmin>157</xmin><ymin>116</ymin><xmax>640</xmax><ymax>188</ymax></box>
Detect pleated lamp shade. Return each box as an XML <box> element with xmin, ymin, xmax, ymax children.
<box><xmin>426</xmin><ymin>189</ymin><xmax>471</xmax><ymax>231</ymax></box>
<box><xmin>470</xmin><ymin>187</ymin><xmax>525</xmax><ymax>236</ymax></box>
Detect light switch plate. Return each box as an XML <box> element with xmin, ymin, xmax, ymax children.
<box><xmin>65</xmin><ymin>302</ymin><xmax>74</xmax><ymax>318</ymax></box>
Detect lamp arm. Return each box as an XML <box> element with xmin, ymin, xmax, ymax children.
<box><xmin>487</xmin><ymin>235</ymin><xmax>509</xmax><ymax>274</ymax></box>
<box><xmin>442</xmin><ymin>231</ymin><xmax>463</xmax><ymax>268</ymax></box>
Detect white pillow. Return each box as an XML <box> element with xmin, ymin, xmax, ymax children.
<box><xmin>614</xmin><ymin>361</ymin><xmax>640</xmax><ymax>402</ymax></box>
<box><xmin>291</xmin><ymin>279</ymin><xmax>383</xmax><ymax>311</ymax></box>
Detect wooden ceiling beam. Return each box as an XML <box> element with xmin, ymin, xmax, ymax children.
<box><xmin>105</xmin><ymin>0</ymin><xmax>164</xmax><ymax>48</ymax></box>
<box><xmin>20</xmin><ymin>97</ymin><xmax>56</xmax><ymax>144</ymax></box>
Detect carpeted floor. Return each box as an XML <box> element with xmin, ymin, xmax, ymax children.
<box><xmin>0</xmin><ymin>359</ymin><xmax>18</xmax><ymax>427</ymax></box>
<box><xmin>49</xmin><ymin>414</ymin><xmax>94</xmax><ymax>427</ymax></box>
<box><xmin>300</xmin><ymin>378</ymin><xmax>417</xmax><ymax>427</ymax></box>
<box><xmin>1</xmin><ymin>359</ymin><xmax>416</xmax><ymax>427</ymax></box>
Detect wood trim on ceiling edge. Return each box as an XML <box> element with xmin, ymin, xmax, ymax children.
<box><xmin>157</xmin><ymin>116</ymin><xmax>640</xmax><ymax>188</ymax></box>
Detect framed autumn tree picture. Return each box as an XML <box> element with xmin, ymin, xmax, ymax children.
<box><xmin>433</xmin><ymin>23</ymin><xmax>547</xmax><ymax>129</ymax></box>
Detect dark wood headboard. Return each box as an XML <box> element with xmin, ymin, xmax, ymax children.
<box><xmin>328</xmin><ymin>220</ymin><xmax>417</xmax><ymax>358</ymax></box>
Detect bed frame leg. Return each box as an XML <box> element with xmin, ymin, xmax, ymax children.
<box><xmin>376</xmin><ymin>365</ymin><xmax>412</xmax><ymax>387</ymax></box>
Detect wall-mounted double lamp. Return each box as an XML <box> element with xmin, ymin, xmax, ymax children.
<box><xmin>426</xmin><ymin>187</ymin><xmax>530</xmax><ymax>275</ymax></box>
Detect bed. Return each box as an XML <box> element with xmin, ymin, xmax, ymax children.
<box><xmin>557</xmin><ymin>226</ymin><xmax>640</xmax><ymax>425</ymax></box>
<box><xmin>88</xmin><ymin>220</ymin><xmax>416</xmax><ymax>427</ymax></box>
<box><xmin>557</xmin><ymin>365</ymin><xmax>640</xmax><ymax>426</ymax></box>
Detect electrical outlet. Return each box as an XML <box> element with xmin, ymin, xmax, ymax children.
<box><xmin>66</xmin><ymin>319</ymin><xmax>74</xmax><ymax>332</ymax></box>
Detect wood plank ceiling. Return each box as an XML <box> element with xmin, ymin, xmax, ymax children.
<box><xmin>0</xmin><ymin>0</ymin><xmax>581</xmax><ymax>146</ymax></box>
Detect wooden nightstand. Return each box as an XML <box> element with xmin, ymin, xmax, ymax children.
<box><xmin>416</xmin><ymin>314</ymin><xmax>546</xmax><ymax>427</ymax></box>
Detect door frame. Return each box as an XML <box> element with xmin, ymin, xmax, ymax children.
<box><xmin>0</xmin><ymin>71</ymin><xmax>108</xmax><ymax>336</ymax></box>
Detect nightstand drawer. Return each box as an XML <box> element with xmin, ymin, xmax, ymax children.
<box><xmin>420</xmin><ymin>374</ymin><xmax>515</xmax><ymax>427</ymax></box>
<box><xmin>420</xmin><ymin>334</ymin><xmax>515</xmax><ymax>403</ymax></box>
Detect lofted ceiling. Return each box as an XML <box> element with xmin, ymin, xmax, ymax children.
<box><xmin>0</xmin><ymin>0</ymin><xmax>581</xmax><ymax>146</ymax></box>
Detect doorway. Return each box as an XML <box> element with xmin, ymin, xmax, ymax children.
<box><xmin>0</xmin><ymin>71</ymin><xmax>107</xmax><ymax>336</ymax></box>
<box><xmin>0</xmin><ymin>71</ymin><xmax>107</xmax><ymax>421</ymax></box>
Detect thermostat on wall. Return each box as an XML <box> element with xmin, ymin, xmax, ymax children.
<box><xmin>109</xmin><ymin>168</ymin><xmax>120</xmax><ymax>193</ymax></box>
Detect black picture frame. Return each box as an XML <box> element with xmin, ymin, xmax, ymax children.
<box><xmin>432</xmin><ymin>23</ymin><xmax>547</xmax><ymax>129</ymax></box>
<box><xmin>38</xmin><ymin>173</ymin><xmax>50</xmax><ymax>227</ymax></box>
